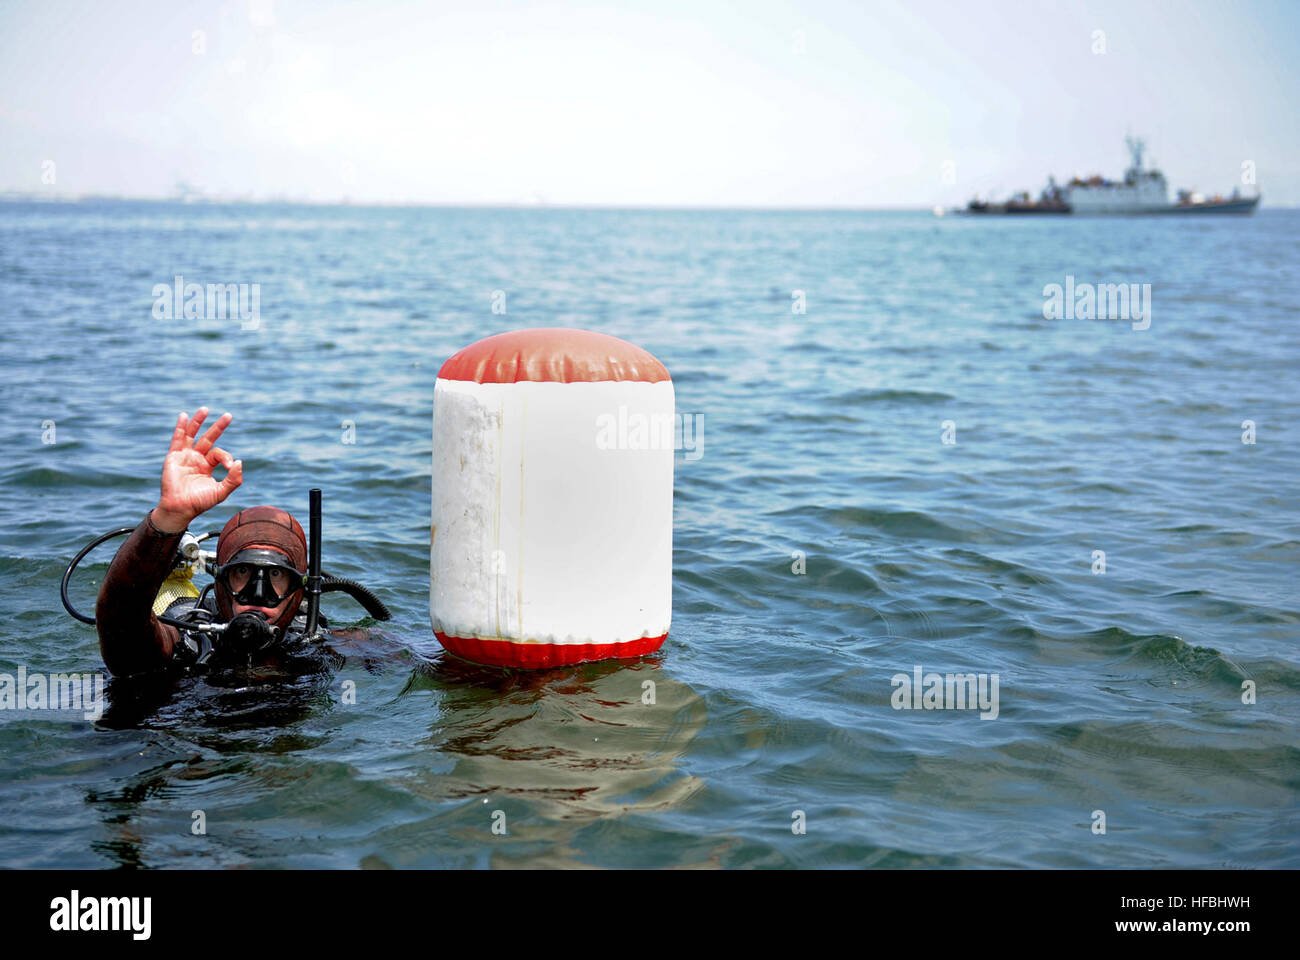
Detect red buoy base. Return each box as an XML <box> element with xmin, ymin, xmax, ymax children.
<box><xmin>435</xmin><ymin>631</ymin><xmax>667</xmax><ymax>669</ymax></box>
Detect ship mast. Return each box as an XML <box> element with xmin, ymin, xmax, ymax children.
<box><xmin>1125</xmin><ymin>135</ymin><xmax>1145</xmax><ymax>175</ymax></box>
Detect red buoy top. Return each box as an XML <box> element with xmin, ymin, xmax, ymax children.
<box><xmin>437</xmin><ymin>328</ymin><xmax>671</xmax><ymax>384</ymax></box>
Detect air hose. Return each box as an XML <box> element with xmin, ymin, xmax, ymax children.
<box><xmin>60</xmin><ymin>527</ymin><xmax>135</xmax><ymax>624</ymax></box>
<box><xmin>319</xmin><ymin>575</ymin><xmax>391</xmax><ymax>621</ymax></box>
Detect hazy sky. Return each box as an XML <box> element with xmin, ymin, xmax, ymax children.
<box><xmin>2</xmin><ymin>0</ymin><xmax>1297</xmax><ymax>205</ymax></box>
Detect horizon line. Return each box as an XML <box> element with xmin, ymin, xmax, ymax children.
<box><xmin>0</xmin><ymin>192</ymin><xmax>941</xmax><ymax>212</ymax></box>
<box><xmin>2</xmin><ymin>192</ymin><xmax>1294</xmax><ymax>212</ymax></box>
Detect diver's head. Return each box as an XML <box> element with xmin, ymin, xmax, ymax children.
<box><xmin>214</xmin><ymin>506</ymin><xmax>308</xmax><ymax>631</ymax></box>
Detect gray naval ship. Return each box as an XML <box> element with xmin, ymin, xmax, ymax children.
<box><xmin>962</xmin><ymin>137</ymin><xmax>1260</xmax><ymax>216</ymax></box>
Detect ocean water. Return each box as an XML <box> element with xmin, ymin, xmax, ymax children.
<box><xmin>0</xmin><ymin>201</ymin><xmax>1296</xmax><ymax>869</ymax></box>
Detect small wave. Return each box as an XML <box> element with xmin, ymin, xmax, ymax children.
<box><xmin>2</xmin><ymin>465</ymin><xmax>141</xmax><ymax>488</ymax></box>
<box><xmin>769</xmin><ymin>503</ymin><xmax>972</xmax><ymax>543</ymax></box>
<box><xmin>834</xmin><ymin>388</ymin><xmax>955</xmax><ymax>406</ymax></box>
<box><xmin>1078</xmin><ymin>627</ymin><xmax>1252</xmax><ymax>687</ymax></box>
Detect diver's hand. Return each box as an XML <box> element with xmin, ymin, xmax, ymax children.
<box><xmin>152</xmin><ymin>407</ymin><xmax>243</xmax><ymax>533</ymax></box>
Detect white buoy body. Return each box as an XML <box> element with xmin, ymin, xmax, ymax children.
<box><xmin>431</xmin><ymin>328</ymin><xmax>673</xmax><ymax>668</ymax></box>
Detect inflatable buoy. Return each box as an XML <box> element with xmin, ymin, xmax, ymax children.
<box><xmin>431</xmin><ymin>328</ymin><xmax>674</xmax><ymax>668</ymax></box>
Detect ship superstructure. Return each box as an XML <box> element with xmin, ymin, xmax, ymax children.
<box><xmin>1064</xmin><ymin>138</ymin><xmax>1170</xmax><ymax>214</ymax></box>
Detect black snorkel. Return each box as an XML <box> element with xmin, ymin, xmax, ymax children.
<box><xmin>303</xmin><ymin>487</ymin><xmax>323</xmax><ymax>641</ymax></box>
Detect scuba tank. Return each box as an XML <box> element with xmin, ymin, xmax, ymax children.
<box><xmin>152</xmin><ymin>532</ymin><xmax>205</xmax><ymax>616</ymax></box>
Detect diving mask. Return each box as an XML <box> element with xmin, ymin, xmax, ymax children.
<box><xmin>214</xmin><ymin>548</ymin><xmax>304</xmax><ymax>607</ymax></box>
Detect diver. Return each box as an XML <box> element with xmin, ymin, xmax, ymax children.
<box><xmin>78</xmin><ymin>407</ymin><xmax>390</xmax><ymax>678</ymax></box>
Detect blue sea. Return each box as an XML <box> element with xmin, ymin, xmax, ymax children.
<box><xmin>0</xmin><ymin>201</ymin><xmax>1296</xmax><ymax>868</ymax></box>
